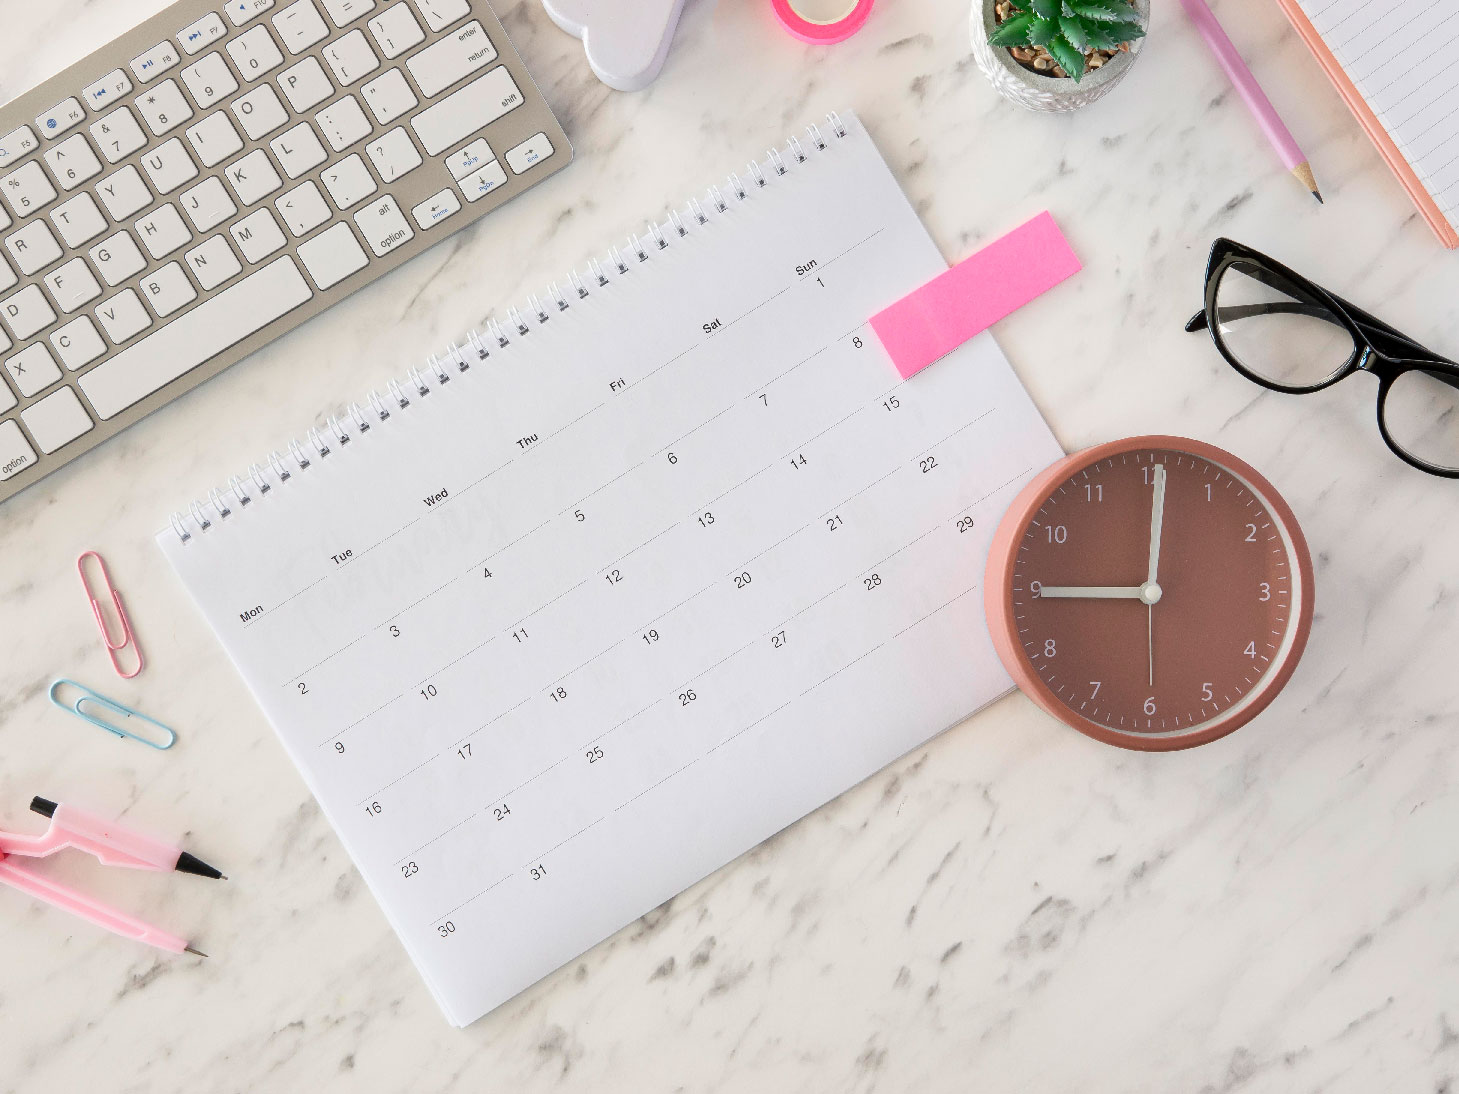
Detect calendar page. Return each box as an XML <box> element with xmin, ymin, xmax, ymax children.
<box><xmin>159</xmin><ymin>114</ymin><xmax>1064</xmax><ymax>1026</ymax></box>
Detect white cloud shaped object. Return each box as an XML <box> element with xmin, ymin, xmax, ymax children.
<box><xmin>541</xmin><ymin>0</ymin><xmax>689</xmax><ymax>92</ymax></box>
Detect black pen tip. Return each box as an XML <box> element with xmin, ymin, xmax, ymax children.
<box><xmin>176</xmin><ymin>851</ymin><xmax>225</xmax><ymax>880</ymax></box>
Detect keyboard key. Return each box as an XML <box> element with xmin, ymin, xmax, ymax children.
<box><xmin>51</xmin><ymin>316</ymin><xmax>107</xmax><ymax>369</ymax></box>
<box><xmin>81</xmin><ymin>256</ymin><xmax>312</xmax><ymax>418</ymax></box>
<box><xmin>316</xmin><ymin>96</ymin><xmax>371</xmax><ymax>151</ymax></box>
<box><xmin>0</xmin><ymin>255</ymin><xmax>14</xmax><ymax>294</ymax></box>
<box><xmin>458</xmin><ymin>159</ymin><xmax>506</xmax><ymax>203</ymax></box>
<box><xmin>320</xmin><ymin>153</ymin><xmax>375</xmax><ymax>209</ymax></box>
<box><xmin>90</xmin><ymin>107</ymin><xmax>148</xmax><ymax>164</ymax></box>
<box><xmin>280</xmin><ymin>57</ymin><xmax>334</xmax><ymax>112</ymax></box>
<box><xmin>82</xmin><ymin>70</ymin><xmax>133</xmax><ymax>112</ymax></box>
<box><xmin>233</xmin><ymin>84</ymin><xmax>290</xmax><ymax>140</ymax></box>
<box><xmin>1</xmin><ymin>285</ymin><xmax>56</xmax><ymax>340</ymax></box>
<box><xmin>297</xmin><ymin>222</ymin><xmax>367</xmax><ymax>288</ymax></box>
<box><xmin>505</xmin><ymin>132</ymin><xmax>554</xmax><ymax>174</ymax></box>
<box><xmin>96</xmin><ymin>165</ymin><xmax>153</xmax><ymax>220</ymax></box>
<box><xmin>276</xmin><ymin>180</ymin><xmax>331</xmax><ymax>236</ymax></box>
<box><xmin>411</xmin><ymin>67</ymin><xmax>523</xmax><ymax>157</ymax></box>
<box><xmin>136</xmin><ymin>79</ymin><xmax>195</xmax><ymax>137</ymax></box>
<box><xmin>136</xmin><ymin>204</ymin><xmax>193</xmax><ymax>260</ymax></box>
<box><xmin>228</xmin><ymin>25</ymin><xmax>286</xmax><ymax>81</ymax></box>
<box><xmin>140</xmin><ymin>262</ymin><xmax>198</xmax><ymax>318</ymax></box>
<box><xmin>0</xmin><ymin>420</ymin><xmax>36</xmax><ymax>478</ymax></box>
<box><xmin>37</xmin><ymin>99</ymin><xmax>86</xmax><ymax>140</ymax></box>
<box><xmin>89</xmin><ymin>231</ymin><xmax>148</xmax><ymax>286</ymax></box>
<box><xmin>6</xmin><ymin>219</ymin><xmax>63</xmax><ymax>275</ymax></box>
<box><xmin>365</xmin><ymin>126</ymin><xmax>421</xmax><ymax>183</ymax></box>
<box><xmin>23</xmin><ymin>387</ymin><xmax>93</xmax><ymax>453</ymax></box>
<box><xmin>181</xmin><ymin>52</ymin><xmax>240</xmax><ymax>109</ymax></box>
<box><xmin>225</xmin><ymin>148</ymin><xmax>284</xmax><ymax>205</ymax></box>
<box><xmin>270</xmin><ymin>122</ymin><xmax>328</xmax><ymax>179</ymax></box>
<box><xmin>43</xmin><ymin>134</ymin><xmax>103</xmax><ymax>191</ymax></box>
<box><xmin>131</xmin><ymin>41</ymin><xmax>182</xmax><ymax>83</ymax></box>
<box><xmin>5</xmin><ymin>343</ymin><xmax>62</xmax><ymax>396</ymax></box>
<box><xmin>410</xmin><ymin>187</ymin><xmax>459</xmax><ymax>230</ymax></box>
<box><xmin>323</xmin><ymin>30</ymin><xmax>380</xmax><ymax>86</ymax></box>
<box><xmin>368</xmin><ymin>4</ymin><xmax>424</xmax><ymax>58</ymax></box>
<box><xmin>322</xmin><ymin>0</ymin><xmax>376</xmax><ymax>28</ymax></box>
<box><xmin>362</xmin><ymin>68</ymin><xmax>417</xmax><ymax>125</ymax></box>
<box><xmin>179</xmin><ymin>12</ymin><xmax>228</xmax><ymax>55</ymax></box>
<box><xmin>1</xmin><ymin>162</ymin><xmax>58</xmax><ymax>219</ymax></box>
<box><xmin>445</xmin><ymin>137</ymin><xmax>490</xmax><ymax>179</ymax></box>
<box><xmin>42</xmin><ymin>257</ymin><xmax>103</xmax><ymax>313</ymax></box>
<box><xmin>141</xmin><ymin>137</ymin><xmax>199</xmax><ymax>194</ymax></box>
<box><xmin>95</xmin><ymin>289</ymin><xmax>152</xmax><ymax>344</ymax></box>
<box><xmin>231</xmin><ymin>208</ymin><xmax>288</xmax><ymax>263</ymax></box>
<box><xmin>180</xmin><ymin>177</ymin><xmax>238</xmax><ymax>232</ymax></box>
<box><xmin>413</xmin><ymin>0</ymin><xmax>468</xmax><ymax>33</ymax></box>
<box><xmin>186</xmin><ymin>112</ymin><xmax>244</xmax><ymax>168</ymax></box>
<box><xmin>0</xmin><ymin>128</ymin><xmax>38</xmax><ymax>169</ymax></box>
<box><xmin>185</xmin><ymin>234</ymin><xmax>243</xmax><ymax>290</ymax></box>
<box><xmin>50</xmin><ymin>193</ymin><xmax>107</xmax><ymax>248</ymax></box>
<box><xmin>274</xmin><ymin>0</ymin><xmax>330</xmax><ymax>53</ymax></box>
<box><xmin>407</xmin><ymin>21</ymin><xmax>495</xmax><ymax>98</ymax></box>
<box><xmin>227</xmin><ymin>0</ymin><xmax>276</xmax><ymax>26</ymax></box>
<box><xmin>354</xmin><ymin>194</ymin><xmax>413</xmax><ymax>256</ymax></box>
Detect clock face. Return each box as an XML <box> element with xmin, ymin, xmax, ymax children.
<box><xmin>988</xmin><ymin>438</ymin><xmax>1313</xmax><ymax>750</ymax></box>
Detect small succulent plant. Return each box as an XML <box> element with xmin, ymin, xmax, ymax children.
<box><xmin>988</xmin><ymin>0</ymin><xmax>1146</xmax><ymax>82</ymax></box>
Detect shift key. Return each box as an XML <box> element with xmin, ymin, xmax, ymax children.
<box><xmin>410</xmin><ymin>67</ymin><xmax>522</xmax><ymax>157</ymax></box>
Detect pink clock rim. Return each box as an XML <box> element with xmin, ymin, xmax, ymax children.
<box><xmin>983</xmin><ymin>435</ymin><xmax>1316</xmax><ymax>752</ymax></box>
<box><xmin>771</xmin><ymin>0</ymin><xmax>875</xmax><ymax>44</ymax></box>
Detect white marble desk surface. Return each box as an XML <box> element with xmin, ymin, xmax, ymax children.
<box><xmin>1</xmin><ymin>0</ymin><xmax>1456</xmax><ymax>1090</ymax></box>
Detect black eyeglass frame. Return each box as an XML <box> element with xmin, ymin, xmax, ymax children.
<box><xmin>1185</xmin><ymin>237</ymin><xmax>1459</xmax><ymax>479</ymax></box>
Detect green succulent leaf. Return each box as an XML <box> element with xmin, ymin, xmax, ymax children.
<box><xmin>1030</xmin><ymin>0</ymin><xmax>1061</xmax><ymax>19</ymax></box>
<box><xmin>1060</xmin><ymin>13</ymin><xmax>1091</xmax><ymax>52</ymax></box>
<box><xmin>1028</xmin><ymin>16</ymin><xmax>1059</xmax><ymax>45</ymax></box>
<box><xmin>1046</xmin><ymin>32</ymin><xmax>1088</xmax><ymax>81</ymax></box>
<box><xmin>1069</xmin><ymin>0</ymin><xmax>1133</xmax><ymax>21</ymax></box>
<box><xmin>1101</xmin><ymin>18</ymin><xmax>1147</xmax><ymax>42</ymax></box>
<box><xmin>988</xmin><ymin>11</ymin><xmax>1038</xmax><ymax>46</ymax></box>
<box><xmin>1080</xmin><ymin>19</ymin><xmax>1120</xmax><ymax>50</ymax></box>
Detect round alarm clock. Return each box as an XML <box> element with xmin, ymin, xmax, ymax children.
<box><xmin>984</xmin><ymin>436</ymin><xmax>1314</xmax><ymax>751</ymax></box>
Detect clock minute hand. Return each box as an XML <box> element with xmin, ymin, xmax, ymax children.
<box><xmin>1038</xmin><ymin>586</ymin><xmax>1145</xmax><ymax>599</ymax></box>
<box><xmin>1147</xmin><ymin>464</ymin><xmax>1167</xmax><ymax>587</ymax></box>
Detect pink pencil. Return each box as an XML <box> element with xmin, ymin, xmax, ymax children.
<box><xmin>1180</xmin><ymin>0</ymin><xmax>1323</xmax><ymax>203</ymax></box>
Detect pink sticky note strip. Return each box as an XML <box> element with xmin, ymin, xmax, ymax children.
<box><xmin>870</xmin><ymin>211</ymin><xmax>1081</xmax><ymax>379</ymax></box>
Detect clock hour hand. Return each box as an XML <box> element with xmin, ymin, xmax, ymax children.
<box><xmin>1038</xmin><ymin>585</ymin><xmax>1145</xmax><ymax>599</ymax></box>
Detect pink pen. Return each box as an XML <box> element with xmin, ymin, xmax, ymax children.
<box><xmin>1180</xmin><ymin>0</ymin><xmax>1323</xmax><ymax>203</ymax></box>
<box><xmin>0</xmin><ymin>797</ymin><xmax>224</xmax><ymax>956</ymax></box>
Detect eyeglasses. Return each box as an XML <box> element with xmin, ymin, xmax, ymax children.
<box><xmin>1186</xmin><ymin>238</ymin><xmax>1459</xmax><ymax>478</ymax></box>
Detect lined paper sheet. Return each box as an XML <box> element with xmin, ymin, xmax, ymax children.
<box><xmin>158</xmin><ymin>114</ymin><xmax>1063</xmax><ymax>1026</ymax></box>
<box><xmin>1295</xmin><ymin>0</ymin><xmax>1459</xmax><ymax>226</ymax></box>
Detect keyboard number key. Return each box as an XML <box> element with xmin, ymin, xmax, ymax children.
<box><xmin>90</xmin><ymin>107</ymin><xmax>148</xmax><ymax>164</ymax></box>
<box><xmin>365</xmin><ymin>127</ymin><xmax>421</xmax><ymax>184</ymax></box>
<box><xmin>320</xmin><ymin>153</ymin><xmax>376</xmax><ymax>209</ymax></box>
<box><xmin>42</xmin><ymin>134</ymin><xmax>103</xmax><ymax>192</ymax></box>
<box><xmin>353</xmin><ymin>194</ymin><xmax>413</xmax><ymax>257</ymax></box>
<box><xmin>228</xmin><ymin>25</ymin><xmax>286</xmax><ymax>81</ymax></box>
<box><xmin>410</xmin><ymin>188</ymin><xmax>459</xmax><ymax>230</ymax></box>
<box><xmin>22</xmin><ymin>387</ymin><xmax>93</xmax><ymax>453</ymax></box>
<box><xmin>368</xmin><ymin>4</ymin><xmax>424</xmax><ymax>58</ymax></box>
<box><xmin>274</xmin><ymin>0</ymin><xmax>331</xmax><ymax>53</ymax></box>
<box><xmin>1</xmin><ymin>162</ymin><xmax>58</xmax><ymax>219</ymax></box>
<box><xmin>130</xmin><ymin>41</ymin><xmax>182</xmax><ymax>84</ymax></box>
<box><xmin>182</xmin><ymin>53</ymin><xmax>241</xmax><ymax>110</ymax></box>
<box><xmin>0</xmin><ymin>419</ymin><xmax>35</xmax><ymax>478</ymax></box>
<box><xmin>136</xmin><ymin>80</ymin><xmax>195</xmax><ymax>137</ymax></box>
<box><xmin>412</xmin><ymin>0</ymin><xmax>468</xmax><ymax>33</ymax></box>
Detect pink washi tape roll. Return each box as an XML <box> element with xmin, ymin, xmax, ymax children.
<box><xmin>771</xmin><ymin>0</ymin><xmax>875</xmax><ymax>44</ymax></box>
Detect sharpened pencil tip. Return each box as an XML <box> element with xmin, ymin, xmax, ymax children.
<box><xmin>184</xmin><ymin>945</ymin><xmax>208</xmax><ymax>958</ymax></box>
<box><xmin>1312</xmin><ymin>189</ymin><xmax>1324</xmax><ymax>204</ymax></box>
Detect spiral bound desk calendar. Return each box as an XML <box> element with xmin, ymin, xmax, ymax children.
<box><xmin>168</xmin><ymin>113</ymin><xmax>852</xmax><ymax>545</ymax></box>
<box><xmin>157</xmin><ymin>110</ymin><xmax>1063</xmax><ymax>1026</ymax></box>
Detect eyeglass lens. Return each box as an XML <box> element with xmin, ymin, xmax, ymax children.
<box><xmin>1383</xmin><ymin>368</ymin><xmax>1459</xmax><ymax>472</ymax></box>
<box><xmin>1214</xmin><ymin>259</ymin><xmax>1355</xmax><ymax>390</ymax></box>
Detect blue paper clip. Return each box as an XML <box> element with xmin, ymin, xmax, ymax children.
<box><xmin>48</xmin><ymin>679</ymin><xmax>177</xmax><ymax>750</ymax></box>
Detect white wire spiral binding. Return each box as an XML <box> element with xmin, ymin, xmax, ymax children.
<box><xmin>169</xmin><ymin>113</ymin><xmax>852</xmax><ymax>542</ymax></box>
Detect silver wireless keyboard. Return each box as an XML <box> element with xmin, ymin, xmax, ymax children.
<box><xmin>0</xmin><ymin>0</ymin><xmax>570</xmax><ymax>506</ymax></box>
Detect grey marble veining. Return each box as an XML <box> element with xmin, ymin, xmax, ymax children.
<box><xmin>1</xmin><ymin>0</ymin><xmax>1457</xmax><ymax>1091</ymax></box>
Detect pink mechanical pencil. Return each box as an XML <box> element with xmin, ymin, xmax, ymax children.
<box><xmin>1180</xmin><ymin>0</ymin><xmax>1323</xmax><ymax>203</ymax></box>
<box><xmin>0</xmin><ymin>797</ymin><xmax>225</xmax><ymax>956</ymax></box>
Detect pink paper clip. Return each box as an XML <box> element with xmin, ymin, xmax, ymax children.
<box><xmin>77</xmin><ymin>551</ymin><xmax>144</xmax><ymax>679</ymax></box>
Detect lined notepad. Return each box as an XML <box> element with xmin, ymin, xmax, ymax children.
<box><xmin>158</xmin><ymin>112</ymin><xmax>1063</xmax><ymax>1026</ymax></box>
<box><xmin>1282</xmin><ymin>0</ymin><xmax>1459</xmax><ymax>246</ymax></box>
